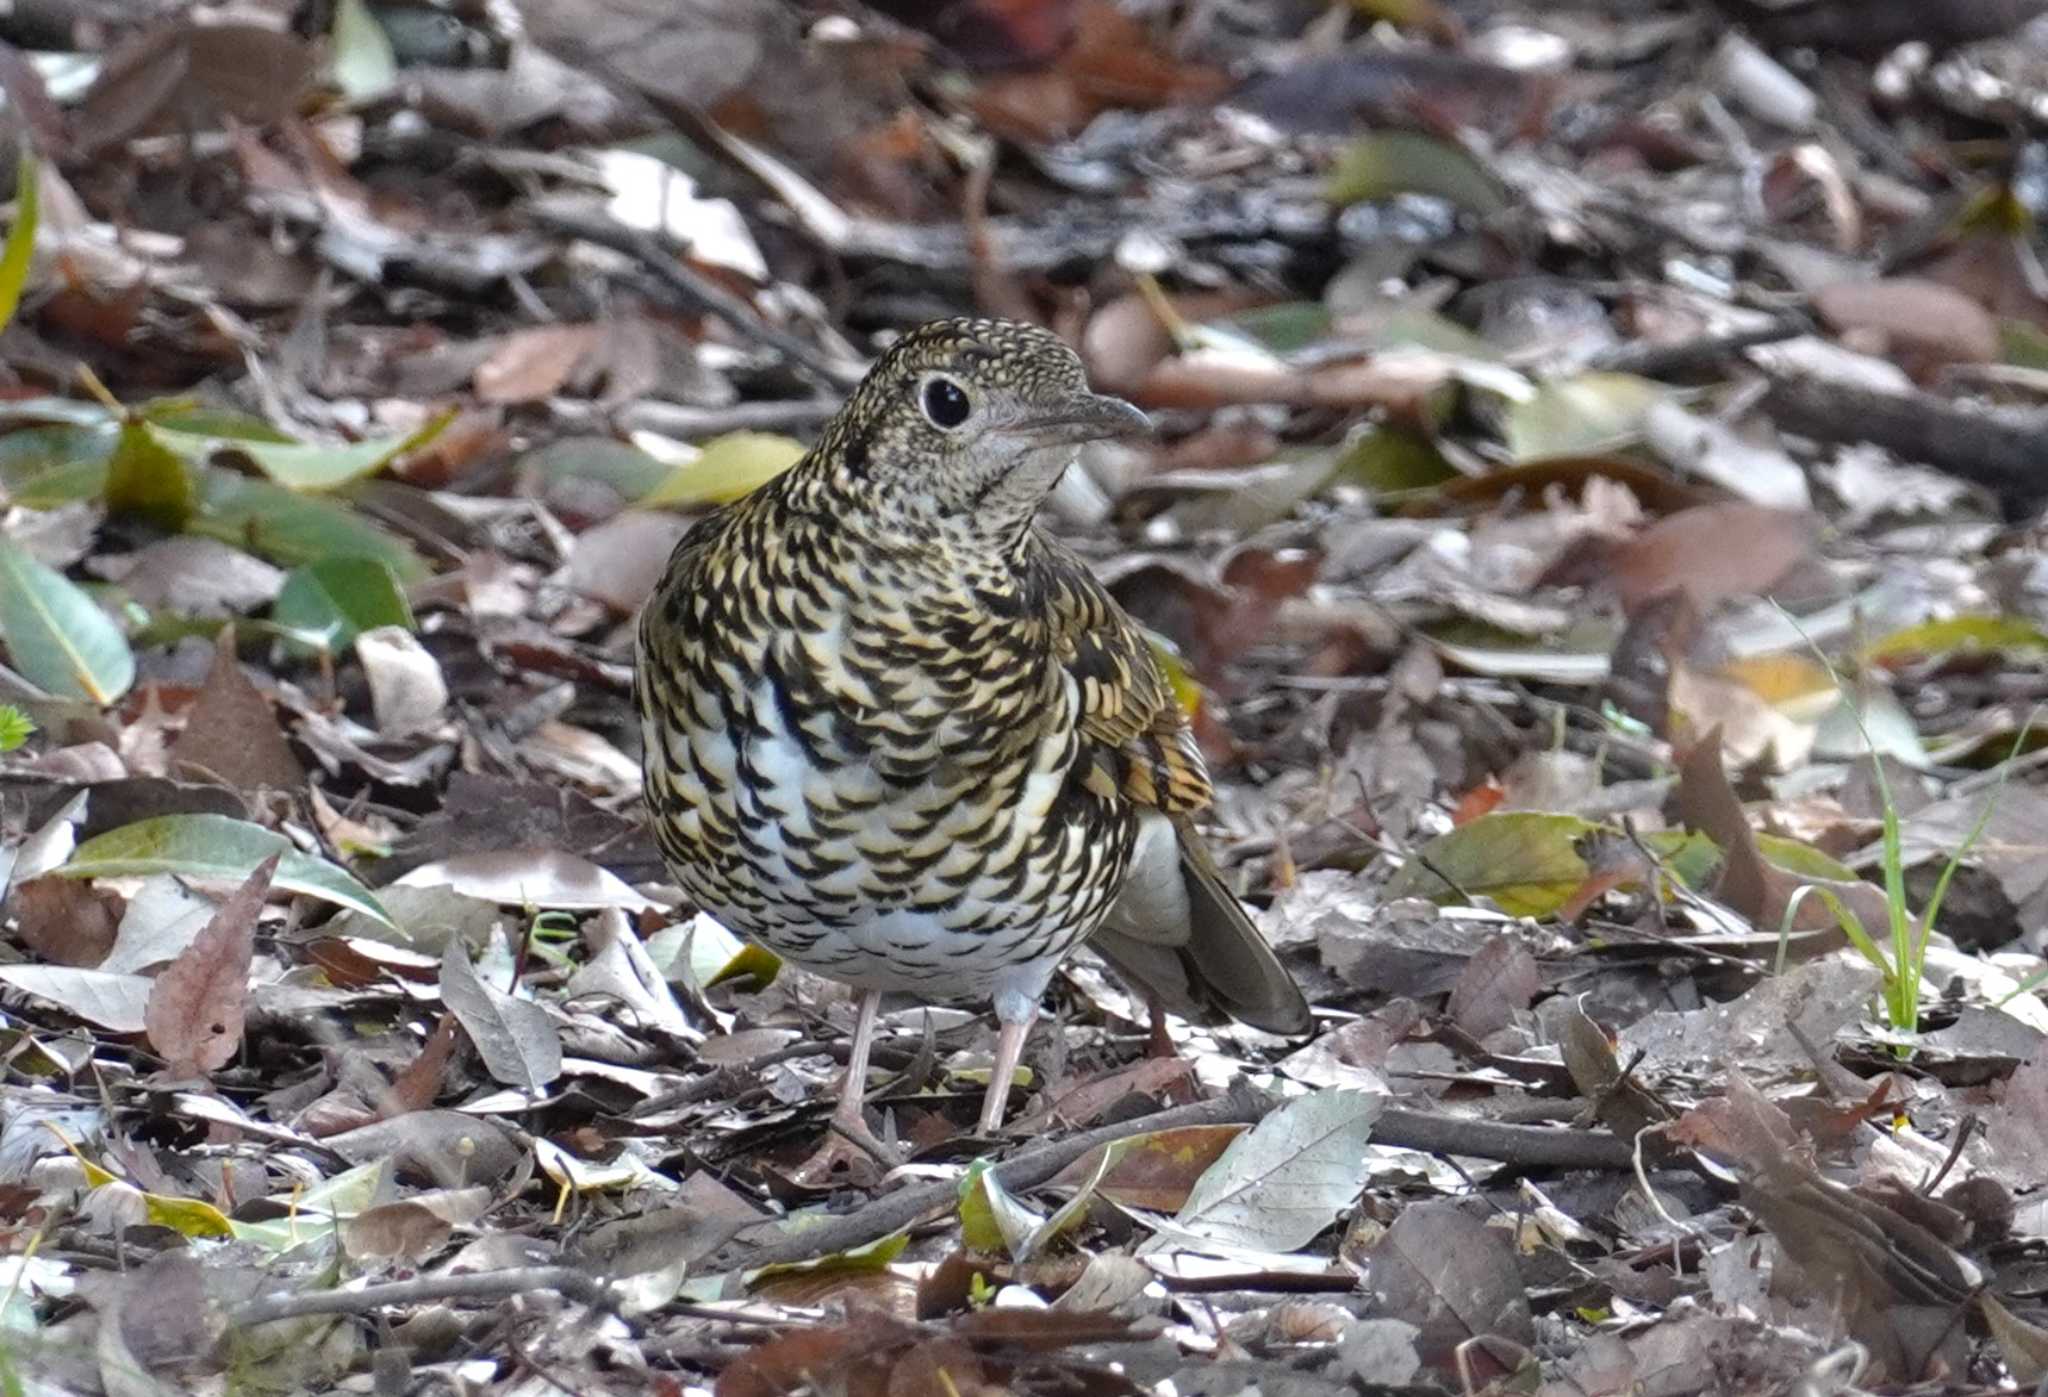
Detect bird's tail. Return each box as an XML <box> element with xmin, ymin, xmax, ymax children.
<box><xmin>1090</xmin><ymin>822</ymin><xmax>1311</xmax><ymax>1036</ymax></box>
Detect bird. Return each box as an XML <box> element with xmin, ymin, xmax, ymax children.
<box><xmin>634</xmin><ymin>317</ymin><xmax>1310</xmax><ymax>1166</ymax></box>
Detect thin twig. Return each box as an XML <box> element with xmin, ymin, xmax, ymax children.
<box><xmin>227</xmin><ymin>1265</ymin><xmax>618</xmax><ymax>1329</ymax></box>
<box><xmin>528</xmin><ymin>204</ymin><xmax>865</xmax><ymax>391</ymax></box>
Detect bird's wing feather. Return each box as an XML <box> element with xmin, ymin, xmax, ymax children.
<box><xmin>1038</xmin><ymin>543</ymin><xmax>1212</xmax><ymax>817</ymax></box>
<box><xmin>1034</xmin><ymin>536</ymin><xmax>1311</xmax><ymax>1037</ymax></box>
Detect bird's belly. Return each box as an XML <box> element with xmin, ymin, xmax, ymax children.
<box><xmin>646</xmin><ymin>673</ymin><xmax>1126</xmax><ymax>1001</ymax></box>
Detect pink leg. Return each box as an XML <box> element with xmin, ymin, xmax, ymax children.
<box><xmin>978</xmin><ymin>1011</ymin><xmax>1037</xmax><ymax>1134</ymax></box>
<box><xmin>832</xmin><ymin>988</ymin><xmax>884</xmax><ymax>1126</ymax></box>
<box><xmin>793</xmin><ymin>989</ymin><xmax>895</xmax><ymax>1184</ymax></box>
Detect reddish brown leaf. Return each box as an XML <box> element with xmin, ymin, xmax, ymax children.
<box><xmin>473</xmin><ymin>325</ymin><xmax>603</xmax><ymax>404</ymax></box>
<box><xmin>1445</xmin><ymin>933</ymin><xmax>1540</xmax><ymax>1039</ymax></box>
<box><xmin>1608</xmin><ymin>503</ymin><xmax>1818</xmax><ymax>614</ymax></box>
<box><xmin>166</xmin><ymin>626</ymin><xmax>305</xmax><ymax>792</ymax></box>
<box><xmin>144</xmin><ymin>853</ymin><xmax>277</xmax><ymax>1077</ymax></box>
<box><xmin>12</xmin><ymin>875</ymin><xmax>121</xmax><ymax>967</ymax></box>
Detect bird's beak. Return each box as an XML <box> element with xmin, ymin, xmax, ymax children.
<box><xmin>1014</xmin><ymin>391</ymin><xmax>1153</xmax><ymax>447</ymax></box>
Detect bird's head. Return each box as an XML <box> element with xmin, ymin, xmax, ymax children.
<box><xmin>806</xmin><ymin>317</ymin><xmax>1151</xmax><ymax>543</ymax></box>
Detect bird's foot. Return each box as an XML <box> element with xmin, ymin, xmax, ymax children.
<box><xmin>791</xmin><ymin>1109</ymin><xmax>902</xmax><ymax>1188</ymax></box>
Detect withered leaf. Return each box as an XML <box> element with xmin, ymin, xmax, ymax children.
<box><xmin>144</xmin><ymin>852</ymin><xmax>277</xmax><ymax>1077</ymax></box>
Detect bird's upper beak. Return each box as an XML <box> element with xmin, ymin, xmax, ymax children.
<box><xmin>1013</xmin><ymin>391</ymin><xmax>1153</xmax><ymax>447</ymax></box>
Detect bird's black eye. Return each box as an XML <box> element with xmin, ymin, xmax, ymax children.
<box><xmin>920</xmin><ymin>376</ymin><xmax>972</xmax><ymax>430</ymax></box>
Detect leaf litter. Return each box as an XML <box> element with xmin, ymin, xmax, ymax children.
<box><xmin>0</xmin><ymin>0</ymin><xmax>2046</xmax><ymax>1392</ymax></box>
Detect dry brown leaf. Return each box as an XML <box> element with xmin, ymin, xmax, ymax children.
<box><xmin>166</xmin><ymin>626</ymin><xmax>305</xmax><ymax>791</ymax></box>
<box><xmin>1608</xmin><ymin>503</ymin><xmax>1818</xmax><ymax>613</ymax></box>
<box><xmin>473</xmin><ymin>324</ymin><xmax>603</xmax><ymax>404</ymax></box>
<box><xmin>144</xmin><ymin>853</ymin><xmax>277</xmax><ymax>1078</ymax></box>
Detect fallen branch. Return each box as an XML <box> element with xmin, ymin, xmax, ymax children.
<box><xmin>1758</xmin><ymin>375</ymin><xmax>2048</xmax><ymax>518</ymax></box>
<box><xmin>729</xmin><ymin>1085</ymin><xmax>1635</xmax><ymax>1270</ymax></box>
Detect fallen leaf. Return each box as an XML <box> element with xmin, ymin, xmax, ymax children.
<box><xmin>144</xmin><ymin>853</ymin><xmax>276</xmax><ymax>1077</ymax></box>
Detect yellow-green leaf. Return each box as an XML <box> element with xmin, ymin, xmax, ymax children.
<box><xmin>641</xmin><ymin>432</ymin><xmax>805</xmax><ymax>508</ymax></box>
<box><xmin>144</xmin><ymin>1193</ymin><xmax>235</xmax><ymax>1238</ymax></box>
<box><xmin>0</xmin><ymin>151</ymin><xmax>39</xmax><ymax>334</ymax></box>
<box><xmin>1385</xmin><ymin>811</ymin><xmax>1596</xmax><ymax>917</ymax></box>
<box><xmin>106</xmin><ymin>418</ymin><xmax>196</xmax><ymax>529</ymax></box>
<box><xmin>1328</xmin><ymin>131</ymin><xmax>1509</xmax><ymax>215</ymax></box>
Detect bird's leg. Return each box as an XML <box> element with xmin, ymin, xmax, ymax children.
<box><xmin>833</xmin><ymin>987</ymin><xmax>883</xmax><ymax>1127</ymax></box>
<box><xmin>1144</xmin><ymin>996</ymin><xmax>1179</xmax><ymax>1059</ymax></box>
<box><xmin>978</xmin><ymin>1011</ymin><xmax>1037</xmax><ymax>1134</ymax></box>
<box><xmin>793</xmin><ymin>989</ymin><xmax>899</xmax><ymax>1183</ymax></box>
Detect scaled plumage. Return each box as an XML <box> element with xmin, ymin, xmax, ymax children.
<box><xmin>635</xmin><ymin>317</ymin><xmax>1308</xmax><ymax>1144</ymax></box>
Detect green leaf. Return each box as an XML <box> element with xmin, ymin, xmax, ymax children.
<box><xmin>640</xmin><ymin>432</ymin><xmax>806</xmax><ymax>508</ymax></box>
<box><xmin>1640</xmin><ymin>829</ymin><xmax>1724</xmax><ymax>890</ymax></box>
<box><xmin>0</xmin><ymin>397</ymin><xmax>118</xmax><ymax>430</ymax></box>
<box><xmin>1754</xmin><ymin>833</ymin><xmax>1860</xmax><ymax>882</ymax></box>
<box><xmin>1327</xmin><ymin>131</ymin><xmax>1509</xmax><ymax>215</ymax></box>
<box><xmin>1862</xmin><ymin>614</ymin><xmax>2048</xmax><ymax>665</ymax></box>
<box><xmin>156</xmin><ymin>411</ymin><xmax>453</xmax><ymax>492</ymax></box>
<box><xmin>519</xmin><ymin>436</ymin><xmax>672</xmax><ymax>501</ymax></box>
<box><xmin>1504</xmin><ymin>373</ymin><xmax>1667</xmax><ymax>462</ymax></box>
<box><xmin>1334</xmin><ymin>428</ymin><xmax>1457</xmax><ymax>493</ymax></box>
<box><xmin>143</xmin><ymin>1193</ymin><xmax>235</xmax><ymax>1239</ymax></box>
<box><xmin>272</xmin><ymin>556</ymin><xmax>415</xmax><ymax>655</ymax></box>
<box><xmin>1216</xmin><ymin>302</ymin><xmax>1334</xmax><ymax>354</ymax></box>
<box><xmin>0</xmin><ymin>422</ymin><xmax>117</xmax><ymax>505</ymax></box>
<box><xmin>1385</xmin><ymin>811</ymin><xmax>1596</xmax><ymax>917</ymax></box>
<box><xmin>0</xmin><ymin>152</ymin><xmax>39</xmax><ymax>334</ymax></box>
<box><xmin>192</xmin><ymin>469</ymin><xmax>428</xmax><ymax>581</ymax></box>
<box><xmin>139</xmin><ymin>401</ymin><xmax>296</xmax><ymax>442</ymax></box>
<box><xmin>329</xmin><ymin>0</ymin><xmax>398</xmax><ymax>101</ymax></box>
<box><xmin>0</xmin><ymin>704</ymin><xmax>35</xmax><ymax>751</ymax></box>
<box><xmin>747</xmin><ymin>1228</ymin><xmax>908</xmax><ymax>1286</ymax></box>
<box><xmin>58</xmin><ymin>813</ymin><xmax>393</xmax><ymax>928</ymax></box>
<box><xmin>0</xmin><ymin>537</ymin><xmax>134</xmax><ymax>703</ymax></box>
<box><xmin>105</xmin><ymin>418</ymin><xmax>196</xmax><ymax>528</ymax></box>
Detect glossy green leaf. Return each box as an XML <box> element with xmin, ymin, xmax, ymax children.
<box><xmin>1640</xmin><ymin>829</ymin><xmax>1725</xmax><ymax>890</ymax></box>
<box><xmin>0</xmin><ymin>152</ymin><xmax>39</xmax><ymax>334</ymax></box>
<box><xmin>1217</xmin><ymin>302</ymin><xmax>1334</xmax><ymax>354</ymax></box>
<box><xmin>272</xmin><ymin>556</ymin><xmax>415</xmax><ymax>654</ymax></box>
<box><xmin>192</xmin><ymin>469</ymin><xmax>428</xmax><ymax>581</ymax></box>
<box><xmin>1385</xmin><ymin>811</ymin><xmax>1596</xmax><ymax>917</ymax></box>
<box><xmin>957</xmin><ymin>1159</ymin><xmax>1043</xmax><ymax>1260</ymax></box>
<box><xmin>58</xmin><ymin>814</ymin><xmax>393</xmax><ymax>927</ymax></box>
<box><xmin>0</xmin><ymin>537</ymin><xmax>133</xmax><ymax>703</ymax></box>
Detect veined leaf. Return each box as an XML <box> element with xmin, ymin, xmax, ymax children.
<box><xmin>58</xmin><ymin>814</ymin><xmax>392</xmax><ymax>927</ymax></box>
<box><xmin>0</xmin><ymin>537</ymin><xmax>134</xmax><ymax>703</ymax></box>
